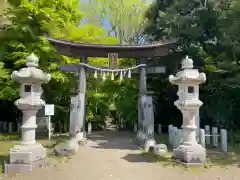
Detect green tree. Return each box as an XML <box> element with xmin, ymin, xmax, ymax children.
<box><xmin>144</xmin><ymin>0</ymin><xmax>240</xmax><ymax>132</ymax></box>
<box><xmin>0</xmin><ymin>0</ymin><xmax>119</xmax><ymax>129</ymax></box>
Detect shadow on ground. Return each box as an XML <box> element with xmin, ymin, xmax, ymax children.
<box><xmin>88</xmin><ymin>131</ymin><xmax>139</xmax><ymax>150</ymax></box>
<box><xmin>122</xmin><ymin>153</ymin><xmax>154</xmax><ymax>163</ymax></box>
<box><xmin>122</xmin><ymin>150</ymin><xmax>188</xmax><ymax>168</ymax></box>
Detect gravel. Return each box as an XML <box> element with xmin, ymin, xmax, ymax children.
<box><xmin>5</xmin><ymin>132</ymin><xmax>240</xmax><ymax>180</ymax></box>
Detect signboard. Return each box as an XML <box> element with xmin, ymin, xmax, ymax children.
<box><xmin>108</xmin><ymin>53</ymin><xmax>118</xmax><ymax>69</ymax></box>
<box><xmin>45</xmin><ymin>104</ymin><xmax>54</xmax><ymax>140</ymax></box>
<box><xmin>45</xmin><ymin>104</ymin><xmax>54</xmax><ymax>116</ymax></box>
<box><xmin>146</xmin><ymin>66</ymin><xmax>166</xmax><ymax>74</ymax></box>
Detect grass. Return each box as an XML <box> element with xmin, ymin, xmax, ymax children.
<box><xmin>141</xmin><ymin>134</ymin><xmax>240</xmax><ymax>170</ymax></box>
<box><xmin>206</xmin><ymin>145</ymin><xmax>240</xmax><ymax>167</ymax></box>
<box><xmin>0</xmin><ymin>132</ymin><xmax>70</xmax><ymax>175</ymax></box>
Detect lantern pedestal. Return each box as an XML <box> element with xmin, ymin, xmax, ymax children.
<box><xmin>9</xmin><ymin>143</ymin><xmax>46</xmax><ymax>164</ymax></box>
<box><xmin>172</xmin><ymin>101</ymin><xmax>206</xmax><ymax>164</ymax></box>
<box><xmin>173</xmin><ymin>143</ymin><xmax>206</xmax><ymax>164</ymax></box>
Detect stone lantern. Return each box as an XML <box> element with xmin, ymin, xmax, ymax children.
<box><xmin>5</xmin><ymin>53</ymin><xmax>51</xmax><ymax>174</ymax></box>
<box><xmin>169</xmin><ymin>56</ymin><xmax>206</xmax><ymax>165</ymax></box>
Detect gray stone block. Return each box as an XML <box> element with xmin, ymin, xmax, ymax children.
<box><xmin>54</xmin><ymin>139</ymin><xmax>78</xmax><ymax>156</ymax></box>
<box><xmin>144</xmin><ymin>139</ymin><xmax>156</xmax><ymax>153</ymax></box>
<box><xmin>10</xmin><ymin>152</ymin><xmax>31</xmax><ymax>164</ymax></box>
<box><xmin>4</xmin><ymin>159</ymin><xmax>48</xmax><ymax>176</ymax></box>
<box><xmin>154</xmin><ymin>144</ymin><xmax>168</xmax><ymax>156</ymax></box>
<box><xmin>10</xmin><ymin>143</ymin><xmax>46</xmax><ymax>164</ymax></box>
<box><xmin>172</xmin><ymin>143</ymin><xmax>206</xmax><ymax>165</ymax></box>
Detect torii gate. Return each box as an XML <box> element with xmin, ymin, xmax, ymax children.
<box><xmin>45</xmin><ymin>35</ymin><xmax>176</xmax><ymax>143</ymax></box>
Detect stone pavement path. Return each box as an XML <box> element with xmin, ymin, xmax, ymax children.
<box><xmin>6</xmin><ymin>132</ymin><xmax>240</xmax><ymax>180</ymax></box>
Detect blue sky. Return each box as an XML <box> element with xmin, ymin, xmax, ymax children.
<box><xmin>102</xmin><ymin>18</ymin><xmax>111</xmax><ymax>30</ymax></box>
<box><xmin>80</xmin><ymin>0</ymin><xmax>154</xmax><ymax>30</ymax></box>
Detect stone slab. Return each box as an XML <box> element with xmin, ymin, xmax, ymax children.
<box><xmin>4</xmin><ymin>159</ymin><xmax>48</xmax><ymax>176</ymax></box>
<box><xmin>154</xmin><ymin>144</ymin><xmax>168</xmax><ymax>156</ymax></box>
<box><xmin>3</xmin><ymin>122</ymin><xmax>8</xmax><ymax>132</ymax></box>
<box><xmin>10</xmin><ymin>152</ymin><xmax>31</xmax><ymax>164</ymax></box>
<box><xmin>10</xmin><ymin>143</ymin><xmax>46</xmax><ymax>164</ymax></box>
<box><xmin>168</xmin><ymin>125</ymin><xmax>173</xmax><ymax>146</ymax></box>
<box><xmin>17</xmin><ymin>122</ymin><xmax>21</xmax><ymax>132</ymax></box>
<box><xmin>87</xmin><ymin>122</ymin><xmax>92</xmax><ymax>134</ymax></box>
<box><xmin>54</xmin><ymin>139</ymin><xmax>78</xmax><ymax>156</ymax></box>
<box><xmin>220</xmin><ymin>129</ymin><xmax>227</xmax><ymax>154</ymax></box>
<box><xmin>157</xmin><ymin>124</ymin><xmax>162</xmax><ymax>134</ymax></box>
<box><xmin>144</xmin><ymin>139</ymin><xmax>156</xmax><ymax>153</ymax></box>
<box><xmin>172</xmin><ymin>144</ymin><xmax>206</xmax><ymax>165</ymax></box>
<box><xmin>8</xmin><ymin>122</ymin><xmax>13</xmax><ymax>132</ymax></box>
<box><xmin>172</xmin><ymin>127</ymin><xmax>178</xmax><ymax>149</ymax></box>
<box><xmin>212</xmin><ymin>127</ymin><xmax>219</xmax><ymax>147</ymax></box>
<box><xmin>205</xmin><ymin>125</ymin><xmax>210</xmax><ymax>145</ymax></box>
<box><xmin>200</xmin><ymin>128</ymin><xmax>205</xmax><ymax>148</ymax></box>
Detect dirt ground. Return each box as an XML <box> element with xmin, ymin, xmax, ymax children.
<box><xmin>5</xmin><ymin>132</ymin><xmax>240</xmax><ymax>180</ymax></box>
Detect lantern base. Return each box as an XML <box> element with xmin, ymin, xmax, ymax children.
<box><xmin>172</xmin><ymin>143</ymin><xmax>206</xmax><ymax>165</ymax></box>
<box><xmin>4</xmin><ymin>143</ymin><xmax>46</xmax><ymax>175</ymax></box>
<box><xmin>9</xmin><ymin>143</ymin><xmax>46</xmax><ymax>164</ymax></box>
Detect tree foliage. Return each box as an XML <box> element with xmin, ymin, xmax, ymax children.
<box><xmin>0</xmin><ymin>0</ymin><xmax>141</xmax><ymax>131</ymax></box>
<box><xmin>82</xmin><ymin>0</ymin><xmax>149</xmax><ymax>44</ymax></box>
<box><xmin>144</xmin><ymin>0</ymin><xmax>240</xmax><ymax>135</ymax></box>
